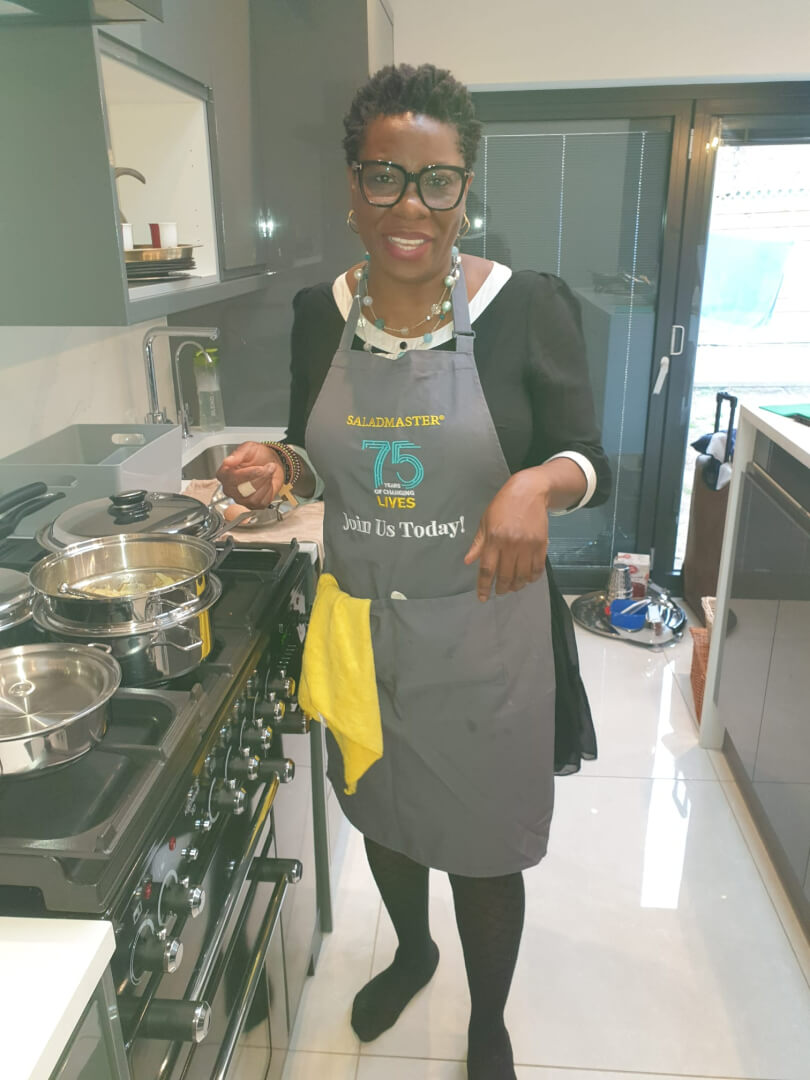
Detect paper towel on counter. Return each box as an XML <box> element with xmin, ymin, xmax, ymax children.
<box><xmin>184</xmin><ymin>479</ymin><xmax>324</xmax><ymax>562</ymax></box>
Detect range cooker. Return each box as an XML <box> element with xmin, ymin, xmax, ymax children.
<box><xmin>0</xmin><ymin>537</ymin><xmax>326</xmax><ymax>1080</ymax></box>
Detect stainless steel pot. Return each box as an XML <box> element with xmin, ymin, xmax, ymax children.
<box><xmin>36</xmin><ymin>489</ymin><xmax>250</xmax><ymax>552</ymax></box>
<box><xmin>0</xmin><ymin>642</ymin><xmax>121</xmax><ymax>777</ymax></box>
<box><xmin>29</xmin><ymin>533</ymin><xmax>221</xmax><ymax>629</ymax></box>
<box><xmin>32</xmin><ymin>575</ymin><xmax>222</xmax><ymax>686</ymax></box>
<box><xmin>0</xmin><ymin>568</ymin><xmax>34</xmax><ymax>646</ymax></box>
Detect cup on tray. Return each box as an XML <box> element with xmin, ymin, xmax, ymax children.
<box><xmin>149</xmin><ymin>222</ymin><xmax>178</xmax><ymax>248</ymax></box>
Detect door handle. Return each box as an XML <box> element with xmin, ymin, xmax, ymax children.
<box><xmin>652</xmin><ymin>355</ymin><xmax>670</xmax><ymax>395</ymax></box>
<box><xmin>670</xmin><ymin>324</ymin><xmax>685</xmax><ymax>356</ymax></box>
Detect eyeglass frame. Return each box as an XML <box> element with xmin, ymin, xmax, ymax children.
<box><xmin>351</xmin><ymin>160</ymin><xmax>472</xmax><ymax>211</ymax></box>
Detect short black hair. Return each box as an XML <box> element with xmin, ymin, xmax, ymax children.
<box><xmin>343</xmin><ymin>63</ymin><xmax>481</xmax><ymax>170</ymax></box>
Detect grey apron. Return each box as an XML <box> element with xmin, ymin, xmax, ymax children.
<box><xmin>304</xmin><ymin>265</ymin><xmax>555</xmax><ymax>877</ymax></box>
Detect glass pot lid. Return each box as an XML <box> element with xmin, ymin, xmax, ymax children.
<box><xmin>0</xmin><ymin>568</ymin><xmax>33</xmax><ymax>632</ymax></box>
<box><xmin>44</xmin><ymin>490</ymin><xmax>218</xmax><ymax>548</ymax></box>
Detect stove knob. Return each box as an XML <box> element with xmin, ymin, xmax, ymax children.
<box><xmin>267</xmin><ymin>672</ymin><xmax>296</xmax><ymax>698</ymax></box>
<box><xmin>256</xmin><ymin>695</ymin><xmax>285</xmax><ymax>723</ymax></box>
<box><xmin>211</xmin><ymin>778</ymin><xmax>246</xmax><ymax>815</ymax></box>
<box><xmin>162</xmin><ymin>878</ymin><xmax>206</xmax><ymax>919</ymax></box>
<box><xmin>227</xmin><ymin>752</ymin><xmax>260</xmax><ymax>782</ymax></box>
<box><xmin>241</xmin><ymin>725</ymin><xmax>273</xmax><ymax>752</ymax></box>
<box><xmin>255</xmin><ymin>757</ymin><xmax>295</xmax><ymax>784</ymax></box>
<box><xmin>136</xmin><ymin>927</ymin><xmax>184</xmax><ymax>974</ymax></box>
<box><xmin>194</xmin><ymin>816</ymin><xmax>213</xmax><ymax>834</ymax></box>
<box><xmin>181</xmin><ymin>846</ymin><xmax>200</xmax><ymax>862</ymax></box>
<box><xmin>246</xmin><ymin>673</ymin><xmax>259</xmax><ymax>696</ymax></box>
<box><xmin>217</xmin><ymin>724</ymin><xmax>231</xmax><ymax>749</ymax></box>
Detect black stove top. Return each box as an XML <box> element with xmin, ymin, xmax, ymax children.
<box><xmin>0</xmin><ymin>539</ymin><xmax>307</xmax><ymax>915</ymax></box>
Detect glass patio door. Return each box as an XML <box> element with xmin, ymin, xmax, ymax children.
<box><xmin>467</xmin><ymin>97</ymin><xmax>692</xmax><ymax>588</ymax></box>
<box><xmin>651</xmin><ymin>93</ymin><xmax>810</xmax><ymax>586</ymax></box>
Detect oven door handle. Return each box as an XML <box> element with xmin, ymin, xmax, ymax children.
<box><xmin>210</xmin><ymin>863</ymin><xmax>297</xmax><ymax>1080</ymax></box>
<box><xmin>186</xmin><ymin>776</ymin><xmax>279</xmax><ymax>1000</ymax></box>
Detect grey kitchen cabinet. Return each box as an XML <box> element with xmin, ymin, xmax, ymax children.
<box><xmin>717</xmin><ymin>597</ymin><xmax>779</xmax><ymax>780</ymax></box>
<box><xmin>717</xmin><ymin>448</ymin><xmax>810</xmax><ymax>925</ymax></box>
<box><xmin>0</xmin><ymin>9</ymin><xmax>266</xmax><ymax>326</ymax></box>
<box><xmin>50</xmin><ymin>968</ymin><xmax>129</xmax><ymax>1080</ymax></box>
<box><xmin>106</xmin><ymin>0</ymin><xmax>265</xmax><ymax>274</ymax></box>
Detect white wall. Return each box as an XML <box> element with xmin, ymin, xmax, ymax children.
<box><xmin>367</xmin><ymin>0</ymin><xmax>395</xmax><ymax>75</ymax></box>
<box><xmin>0</xmin><ymin>324</ymin><xmax>175</xmax><ymax>460</ymax></box>
<box><xmin>388</xmin><ymin>0</ymin><xmax>810</xmax><ymax>88</ymax></box>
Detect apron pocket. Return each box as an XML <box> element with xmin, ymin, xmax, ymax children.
<box><xmin>370</xmin><ymin>589</ymin><xmax>509</xmax><ymax>728</ymax></box>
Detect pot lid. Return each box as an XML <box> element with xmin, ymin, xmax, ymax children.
<box><xmin>0</xmin><ymin>643</ymin><xmax>120</xmax><ymax>742</ymax></box>
<box><xmin>43</xmin><ymin>490</ymin><xmax>217</xmax><ymax>549</ymax></box>
<box><xmin>0</xmin><ymin>568</ymin><xmax>33</xmax><ymax>632</ymax></box>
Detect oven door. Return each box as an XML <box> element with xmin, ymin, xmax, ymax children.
<box><xmin>126</xmin><ymin>782</ymin><xmax>297</xmax><ymax>1080</ymax></box>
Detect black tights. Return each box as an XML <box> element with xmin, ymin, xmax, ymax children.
<box><xmin>352</xmin><ymin>835</ymin><xmax>524</xmax><ymax>1080</ymax></box>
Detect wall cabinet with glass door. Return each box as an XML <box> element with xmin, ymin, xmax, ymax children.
<box><xmin>0</xmin><ymin>17</ymin><xmax>266</xmax><ymax>326</ymax></box>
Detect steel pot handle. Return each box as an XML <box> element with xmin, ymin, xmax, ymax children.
<box><xmin>85</xmin><ymin>642</ymin><xmax>115</xmax><ymax>656</ymax></box>
<box><xmin>213</xmin><ymin>536</ymin><xmax>234</xmax><ymax>569</ymax></box>
<box><xmin>145</xmin><ymin>594</ymin><xmax>200</xmax><ymax>619</ymax></box>
<box><xmin>151</xmin><ymin>625</ymin><xmax>204</xmax><ymax>654</ymax></box>
<box><xmin>208</xmin><ymin>511</ymin><xmax>257</xmax><ymax>541</ymax></box>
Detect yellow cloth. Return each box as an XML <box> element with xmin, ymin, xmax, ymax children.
<box><xmin>298</xmin><ymin>573</ymin><xmax>383</xmax><ymax>794</ymax></box>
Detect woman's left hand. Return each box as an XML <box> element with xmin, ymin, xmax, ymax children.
<box><xmin>464</xmin><ymin>470</ymin><xmax>551</xmax><ymax>602</ymax></box>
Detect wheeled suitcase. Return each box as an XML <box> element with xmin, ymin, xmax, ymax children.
<box><xmin>681</xmin><ymin>392</ymin><xmax>737</xmax><ymax>622</ymax></box>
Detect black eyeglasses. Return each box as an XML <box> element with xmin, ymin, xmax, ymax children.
<box><xmin>352</xmin><ymin>160</ymin><xmax>470</xmax><ymax>210</ymax></box>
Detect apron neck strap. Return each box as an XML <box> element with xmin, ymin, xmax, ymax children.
<box><xmin>338</xmin><ymin>256</ymin><xmax>476</xmax><ymax>355</ymax></box>
<box><xmin>451</xmin><ymin>260</ymin><xmax>474</xmax><ymax>353</ymax></box>
<box><xmin>339</xmin><ymin>286</ymin><xmax>364</xmax><ymax>352</ymax></box>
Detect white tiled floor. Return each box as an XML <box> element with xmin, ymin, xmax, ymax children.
<box><xmin>282</xmin><ymin>619</ymin><xmax>810</xmax><ymax>1080</ymax></box>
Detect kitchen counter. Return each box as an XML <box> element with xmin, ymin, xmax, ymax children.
<box><xmin>0</xmin><ymin>917</ymin><xmax>115</xmax><ymax>1080</ymax></box>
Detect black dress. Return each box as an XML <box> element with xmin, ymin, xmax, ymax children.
<box><xmin>285</xmin><ymin>269</ymin><xmax>611</xmax><ymax>774</ymax></box>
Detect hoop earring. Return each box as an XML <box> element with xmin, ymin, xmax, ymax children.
<box><xmin>458</xmin><ymin>213</ymin><xmax>471</xmax><ymax>238</ymax></box>
<box><xmin>346</xmin><ymin>209</ymin><xmax>360</xmax><ymax>234</ymax></box>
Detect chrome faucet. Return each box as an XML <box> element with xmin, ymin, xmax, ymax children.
<box><xmin>142</xmin><ymin>326</ymin><xmax>220</xmax><ymax>435</ymax></box>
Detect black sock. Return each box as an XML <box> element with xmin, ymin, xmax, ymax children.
<box><xmin>351</xmin><ymin>836</ymin><xmax>440</xmax><ymax>1042</ymax></box>
<box><xmin>449</xmin><ymin>870</ymin><xmax>525</xmax><ymax>1080</ymax></box>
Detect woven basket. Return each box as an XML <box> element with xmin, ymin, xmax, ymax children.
<box><xmin>690</xmin><ymin>626</ymin><xmax>710</xmax><ymax>724</ymax></box>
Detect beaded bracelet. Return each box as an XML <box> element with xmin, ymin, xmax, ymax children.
<box><xmin>263</xmin><ymin>441</ymin><xmax>302</xmax><ymax>489</ymax></box>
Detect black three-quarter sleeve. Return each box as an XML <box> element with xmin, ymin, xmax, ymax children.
<box><xmin>523</xmin><ymin>273</ymin><xmax>611</xmax><ymax>507</ymax></box>
<box><xmin>286</xmin><ymin>284</ymin><xmax>342</xmax><ymax>446</ymax></box>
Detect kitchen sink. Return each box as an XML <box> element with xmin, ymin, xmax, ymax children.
<box><xmin>181</xmin><ymin>443</ymin><xmax>242</xmax><ymax>480</ymax></box>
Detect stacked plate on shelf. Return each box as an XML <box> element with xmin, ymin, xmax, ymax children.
<box><xmin>125</xmin><ymin>244</ymin><xmax>199</xmax><ymax>285</ymax></box>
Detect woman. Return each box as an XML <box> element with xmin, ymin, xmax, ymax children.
<box><xmin>218</xmin><ymin>63</ymin><xmax>610</xmax><ymax>1080</ymax></box>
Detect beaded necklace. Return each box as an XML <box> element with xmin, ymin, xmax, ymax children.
<box><xmin>353</xmin><ymin>247</ymin><xmax>461</xmax><ymax>349</ymax></box>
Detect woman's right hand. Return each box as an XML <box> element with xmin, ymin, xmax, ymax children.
<box><xmin>216</xmin><ymin>441</ymin><xmax>285</xmax><ymax>509</ymax></box>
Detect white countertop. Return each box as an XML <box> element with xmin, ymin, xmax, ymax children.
<box><xmin>0</xmin><ymin>917</ymin><xmax>115</xmax><ymax>1080</ymax></box>
<box><xmin>740</xmin><ymin>402</ymin><xmax>810</xmax><ymax>470</ymax></box>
